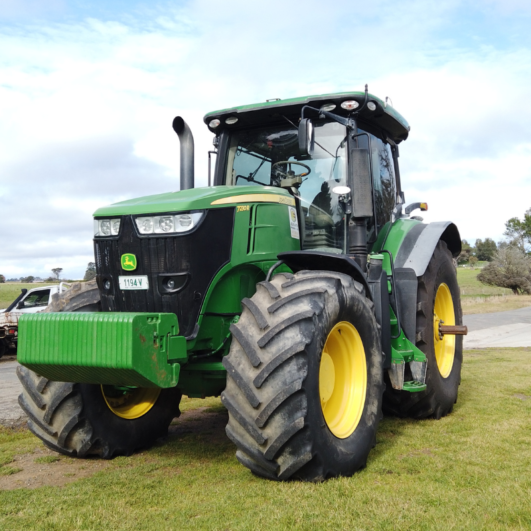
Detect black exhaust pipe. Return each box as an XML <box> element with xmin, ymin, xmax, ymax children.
<box><xmin>172</xmin><ymin>116</ymin><xmax>194</xmax><ymax>191</ymax></box>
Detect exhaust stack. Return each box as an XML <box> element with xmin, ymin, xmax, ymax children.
<box><xmin>172</xmin><ymin>116</ymin><xmax>195</xmax><ymax>191</ymax></box>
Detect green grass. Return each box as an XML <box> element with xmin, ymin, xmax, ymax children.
<box><xmin>456</xmin><ymin>269</ymin><xmax>531</xmax><ymax>314</ymax></box>
<box><xmin>456</xmin><ymin>268</ymin><xmax>512</xmax><ymax>298</ymax></box>
<box><xmin>1</xmin><ymin>348</ymin><xmax>531</xmax><ymax>530</ymax></box>
<box><xmin>34</xmin><ymin>456</ymin><xmax>61</xmax><ymax>465</ymax></box>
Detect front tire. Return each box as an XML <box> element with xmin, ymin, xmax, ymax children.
<box><xmin>222</xmin><ymin>270</ymin><xmax>383</xmax><ymax>481</ymax></box>
<box><xmin>17</xmin><ymin>367</ymin><xmax>181</xmax><ymax>457</ymax></box>
<box><xmin>18</xmin><ymin>280</ymin><xmax>181</xmax><ymax>457</ymax></box>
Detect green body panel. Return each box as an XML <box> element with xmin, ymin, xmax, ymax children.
<box><xmin>371</xmin><ymin>218</ymin><xmax>421</xmax><ymax>273</ymax></box>
<box><xmin>188</xmin><ymin>200</ymin><xmax>298</xmax><ymax>358</ymax></box>
<box><xmin>18</xmin><ymin>312</ymin><xmax>187</xmax><ymax>388</ymax></box>
<box><xmin>93</xmin><ymin>185</ymin><xmax>293</xmax><ymax>217</ymax></box>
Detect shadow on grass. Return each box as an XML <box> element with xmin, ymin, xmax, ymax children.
<box><xmin>148</xmin><ymin>406</ymin><xmax>233</xmax><ymax>464</ymax></box>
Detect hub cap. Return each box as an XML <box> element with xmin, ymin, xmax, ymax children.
<box><xmin>319</xmin><ymin>321</ymin><xmax>367</xmax><ymax>439</ymax></box>
<box><xmin>101</xmin><ymin>386</ymin><xmax>161</xmax><ymax>419</ymax></box>
<box><xmin>433</xmin><ymin>283</ymin><xmax>456</xmax><ymax>378</ymax></box>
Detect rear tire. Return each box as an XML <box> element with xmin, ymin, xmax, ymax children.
<box><xmin>383</xmin><ymin>240</ymin><xmax>463</xmax><ymax>419</ymax></box>
<box><xmin>18</xmin><ymin>279</ymin><xmax>181</xmax><ymax>458</ymax></box>
<box><xmin>222</xmin><ymin>270</ymin><xmax>383</xmax><ymax>481</ymax></box>
<box><xmin>0</xmin><ymin>339</ymin><xmax>6</xmax><ymax>359</ymax></box>
<box><xmin>44</xmin><ymin>280</ymin><xmax>101</xmax><ymax>313</ymax></box>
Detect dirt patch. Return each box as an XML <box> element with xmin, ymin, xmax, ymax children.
<box><xmin>513</xmin><ymin>393</ymin><xmax>531</xmax><ymax>401</ymax></box>
<box><xmin>168</xmin><ymin>407</ymin><xmax>228</xmax><ymax>442</ymax></box>
<box><xmin>0</xmin><ymin>353</ymin><xmax>17</xmax><ymax>364</ymax></box>
<box><xmin>398</xmin><ymin>448</ymin><xmax>435</xmax><ymax>460</ymax></box>
<box><xmin>0</xmin><ymin>445</ymin><xmax>110</xmax><ymax>491</ymax></box>
<box><xmin>0</xmin><ymin>408</ymin><xmax>228</xmax><ymax>491</ymax></box>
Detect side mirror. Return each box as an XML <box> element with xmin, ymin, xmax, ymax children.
<box><xmin>16</xmin><ymin>302</ymin><xmax>24</xmax><ymax>310</ymax></box>
<box><xmin>298</xmin><ymin>118</ymin><xmax>314</xmax><ymax>155</ymax></box>
<box><xmin>350</xmin><ymin>148</ymin><xmax>373</xmax><ymax>218</ymax></box>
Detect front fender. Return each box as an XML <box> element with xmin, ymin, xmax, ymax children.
<box><xmin>394</xmin><ymin>221</ymin><xmax>461</xmax><ymax>277</ymax></box>
<box><xmin>381</xmin><ymin>220</ymin><xmax>461</xmax><ymax>343</ymax></box>
<box><xmin>277</xmin><ymin>251</ymin><xmax>371</xmax><ymax>299</ymax></box>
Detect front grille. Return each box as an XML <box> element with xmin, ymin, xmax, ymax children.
<box><xmin>95</xmin><ymin>208</ymin><xmax>234</xmax><ymax>338</ymax></box>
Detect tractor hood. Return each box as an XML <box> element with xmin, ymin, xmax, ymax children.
<box><xmin>93</xmin><ymin>185</ymin><xmax>295</xmax><ymax>217</ymax></box>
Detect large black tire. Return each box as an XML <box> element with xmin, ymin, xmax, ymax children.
<box><xmin>0</xmin><ymin>338</ymin><xmax>6</xmax><ymax>359</ymax></box>
<box><xmin>17</xmin><ymin>367</ymin><xmax>181</xmax><ymax>457</ymax></box>
<box><xmin>222</xmin><ymin>270</ymin><xmax>384</xmax><ymax>482</ymax></box>
<box><xmin>17</xmin><ymin>280</ymin><xmax>181</xmax><ymax>458</ymax></box>
<box><xmin>383</xmin><ymin>240</ymin><xmax>463</xmax><ymax>419</ymax></box>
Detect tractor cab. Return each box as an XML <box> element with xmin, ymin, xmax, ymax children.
<box><xmin>205</xmin><ymin>90</ymin><xmax>410</xmax><ymax>265</ymax></box>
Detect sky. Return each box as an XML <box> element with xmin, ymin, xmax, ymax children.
<box><xmin>1</xmin><ymin>0</ymin><xmax>531</xmax><ymax>280</ymax></box>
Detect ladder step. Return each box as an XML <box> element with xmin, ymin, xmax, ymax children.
<box><xmin>402</xmin><ymin>380</ymin><xmax>427</xmax><ymax>393</ymax></box>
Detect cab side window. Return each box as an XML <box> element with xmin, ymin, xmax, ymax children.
<box><xmin>370</xmin><ymin>138</ymin><xmax>396</xmax><ymax>233</ymax></box>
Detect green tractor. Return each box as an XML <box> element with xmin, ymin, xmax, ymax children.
<box><xmin>17</xmin><ymin>88</ymin><xmax>466</xmax><ymax>481</ymax></box>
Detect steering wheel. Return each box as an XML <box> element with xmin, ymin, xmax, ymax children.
<box><xmin>272</xmin><ymin>161</ymin><xmax>311</xmax><ymax>179</ymax></box>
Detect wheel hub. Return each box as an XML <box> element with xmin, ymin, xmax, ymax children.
<box><xmin>101</xmin><ymin>386</ymin><xmax>161</xmax><ymax>419</ymax></box>
<box><xmin>433</xmin><ymin>283</ymin><xmax>456</xmax><ymax>378</ymax></box>
<box><xmin>319</xmin><ymin>321</ymin><xmax>367</xmax><ymax>439</ymax></box>
<box><xmin>319</xmin><ymin>351</ymin><xmax>336</xmax><ymax>404</ymax></box>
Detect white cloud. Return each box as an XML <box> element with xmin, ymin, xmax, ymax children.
<box><xmin>0</xmin><ymin>0</ymin><xmax>530</xmax><ymax>278</ymax></box>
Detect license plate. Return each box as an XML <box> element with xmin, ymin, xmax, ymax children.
<box><xmin>119</xmin><ymin>276</ymin><xmax>149</xmax><ymax>290</ymax></box>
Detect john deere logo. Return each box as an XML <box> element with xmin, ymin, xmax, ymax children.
<box><xmin>121</xmin><ymin>254</ymin><xmax>137</xmax><ymax>271</ymax></box>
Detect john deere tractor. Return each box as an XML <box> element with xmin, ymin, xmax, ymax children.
<box><xmin>17</xmin><ymin>88</ymin><xmax>466</xmax><ymax>481</ymax></box>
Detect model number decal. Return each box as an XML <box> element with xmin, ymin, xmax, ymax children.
<box><xmin>237</xmin><ymin>205</ymin><xmax>250</xmax><ymax>212</ymax></box>
<box><xmin>288</xmin><ymin>206</ymin><xmax>300</xmax><ymax>240</ymax></box>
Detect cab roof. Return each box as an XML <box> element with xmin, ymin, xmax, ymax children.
<box><xmin>203</xmin><ymin>91</ymin><xmax>410</xmax><ymax>143</ymax></box>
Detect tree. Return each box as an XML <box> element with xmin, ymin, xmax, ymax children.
<box><xmin>469</xmin><ymin>256</ymin><xmax>478</xmax><ymax>268</ymax></box>
<box><xmin>52</xmin><ymin>268</ymin><xmax>63</xmax><ymax>280</ymax></box>
<box><xmin>475</xmin><ymin>238</ymin><xmax>497</xmax><ymax>262</ymax></box>
<box><xmin>477</xmin><ymin>247</ymin><xmax>531</xmax><ymax>295</ymax></box>
<box><xmin>0</xmin><ymin>274</ymin><xmax>5</xmax><ymax>283</ymax></box>
<box><xmin>457</xmin><ymin>240</ymin><xmax>474</xmax><ymax>264</ymax></box>
<box><xmin>21</xmin><ymin>276</ymin><xmax>35</xmax><ymax>283</ymax></box>
<box><xmin>504</xmin><ymin>208</ymin><xmax>531</xmax><ymax>252</ymax></box>
<box><xmin>84</xmin><ymin>262</ymin><xmax>96</xmax><ymax>281</ymax></box>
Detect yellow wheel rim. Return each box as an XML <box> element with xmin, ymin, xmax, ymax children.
<box><xmin>319</xmin><ymin>321</ymin><xmax>367</xmax><ymax>439</ymax></box>
<box><xmin>101</xmin><ymin>386</ymin><xmax>161</xmax><ymax>420</ymax></box>
<box><xmin>433</xmin><ymin>283</ymin><xmax>456</xmax><ymax>378</ymax></box>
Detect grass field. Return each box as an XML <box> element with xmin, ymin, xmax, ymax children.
<box><xmin>1</xmin><ymin>348</ymin><xmax>530</xmax><ymax>530</ymax></box>
<box><xmin>456</xmin><ymin>269</ymin><xmax>531</xmax><ymax>314</ymax></box>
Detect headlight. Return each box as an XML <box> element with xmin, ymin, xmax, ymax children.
<box><xmin>94</xmin><ymin>218</ymin><xmax>121</xmax><ymax>237</ymax></box>
<box><xmin>135</xmin><ymin>212</ymin><xmax>205</xmax><ymax>235</ymax></box>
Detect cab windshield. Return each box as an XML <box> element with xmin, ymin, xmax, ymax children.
<box><xmin>225</xmin><ymin>121</ymin><xmax>348</xmax><ymax>251</ymax></box>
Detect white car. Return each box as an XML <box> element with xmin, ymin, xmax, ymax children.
<box><xmin>0</xmin><ymin>283</ymin><xmax>71</xmax><ymax>357</ymax></box>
